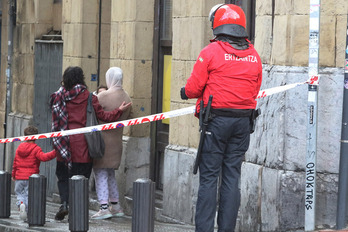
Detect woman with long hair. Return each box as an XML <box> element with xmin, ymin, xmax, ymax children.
<box><xmin>50</xmin><ymin>66</ymin><xmax>131</xmax><ymax>221</ymax></box>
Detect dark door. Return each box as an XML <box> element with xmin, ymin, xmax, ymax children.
<box><xmin>33</xmin><ymin>41</ymin><xmax>63</xmax><ymax>196</ymax></box>
<box><xmin>151</xmin><ymin>0</ymin><xmax>172</xmax><ymax>190</ymax></box>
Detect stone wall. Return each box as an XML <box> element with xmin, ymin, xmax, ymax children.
<box><xmin>254</xmin><ymin>0</ymin><xmax>347</xmax><ymax>67</ymax></box>
<box><xmin>107</xmin><ymin>1</ymin><xmax>155</xmax><ymax>205</ymax></box>
<box><xmin>1</xmin><ymin>0</ymin><xmax>155</xmax><ymax>203</ymax></box>
<box><xmin>0</xmin><ymin>0</ymin><xmax>59</xmax><ymax>169</ymax></box>
<box><xmin>109</xmin><ymin>0</ymin><xmax>154</xmax><ymax>138</ymax></box>
<box><xmin>171</xmin><ymin>0</ymin><xmax>221</xmax><ymax>147</ymax></box>
<box><xmin>62</xmin><ymin>0</ymin><xmax>110</xmax><ymax>91</ymax></box>
<box><xmin>0</xmin><ymin>1</ymin><xmax>9</xmax><ymax>139</ymax></box>
<box><xmin>162</xmin><ymin>145</ymin><xmax>199</xmax><ymax>224</ymax></box>
<box><xmin>11</xmin><ymin>0</ymin><xmax>54</xmax><ymax>115</ymax></box>
<box><xmin>116</xmin><ymin>136</ymin><xmax>152</xmax><ymax>215</ymax></box>
<box><xmin>4</xmin><ymin>113</ymin><xmax>32</xmax><ymax>171</ymax></box>
<box><xmin>164</xmin><ymin>65</ymin><xmax>343</xmax><ymax>230</ymax></box>
<box><xmin>238</xmin><ymin>65</ymin><xmax>342</xmax><ymax>231</ymax></box>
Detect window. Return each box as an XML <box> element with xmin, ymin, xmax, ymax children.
<box><xmin>161</xmin><ymin>0</ymin><xmax>172</xmax><ymax>43</ymax></box>
<box><xmin>227</xmin><ymin>0</ymin><xmax>256</xmax><ymax>43</ymax></box>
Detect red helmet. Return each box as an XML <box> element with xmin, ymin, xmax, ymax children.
<box><xmin>209</xmin><ymin>4</ymin><xmax>248</xmax><ymax>38</ymax></box>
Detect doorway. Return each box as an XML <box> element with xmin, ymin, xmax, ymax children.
<box><xmin>151</xmin><ymin>0</ymin><xmax>172</xmax><ymax>191</ymax></box>
<box><xmin>33</xmin><ymin>38</ymin><xmax>63</xmax><ymax>196</ymax></box>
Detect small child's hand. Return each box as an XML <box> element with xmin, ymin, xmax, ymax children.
<box><xmin>11</xmin><ymin>177</ymin><xmax>15</xmax><ymax>181</ymax></box>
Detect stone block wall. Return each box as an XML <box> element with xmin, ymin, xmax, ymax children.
<box><xmin>108</xmin><ymin>0</ymin><xmax>155</xmax><ymax>211</ymax></box>
<box><xmin>4</xmin><ymin>113</ymin><xmax>32</xmax><ymax>171</ymax></box>
<box><xmin>11</xmin><ymin>0</ymin><xmax>53</xmax><ymax>115</ymax></box>
<box><xmin>255</xmin><ymin>0</ymin><xmax>347</xmax><ymax>67</ymax></box>
<box><xmin>239</xmin><ymin>65</ymin><xmax>343</xmax><ymax>230</ymax></box>
<box><xmin>109</xmin><ymin>0</ymin><xmax>154</xmax><ymax>138</ymax></box>
<box><xmin>0</xmin><ymin>0</ymin><xmax>61</xmax><ymax>138</ymax></box>
<box><xmin>162</xmin><ymin>145</ymin><xmax>199</xmax><ymax>224</ymax></box>
<box><xmin>171</xmin><ymin>0</ymin><xmax>220</xmax><ymax>147</ymax></box>
<box><xmin>0</xmin><ymin>1</ymin><xmax>9</xmax><ymax>141</ymax></box>
<box><xmin>62</xmin><ymin>0</ymin><xmax>111</xmax><ymax>92</ymax></box>
<box><xmin>115</xmin><ymin>136</ymin><xmax>152</xmax><ymax>215</ymax></box>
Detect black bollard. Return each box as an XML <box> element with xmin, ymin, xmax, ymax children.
<box><xmin>132</xmin><ymin>178</ymin><xmax>155</xmax><ymax>232</ymax></box>
<box><xmin>69</xmin><ymin>175</ymin><xmax>89</xmax><ymax>232</ymax></box>
<box><xmin>0</xmin><ymin>171</ymin><xmax>11</xmax><ymax>218</ymax></box>
<box><xmin>28</xmin><ymin>174</ymin><xmax>47</xmax><ymax>226</ymax></box>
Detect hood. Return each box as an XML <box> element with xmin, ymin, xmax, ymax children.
<box><xmin>216</xmin><ymin>40</ymin><xmax>254</xmax><ymax>58</ymax></box>
<box><xmin>69</xmin><ymin>89</ymin><xmax>88</xmax><ymax>104</ymax></box>
<box><xmin>17</xmin><ymin>143</ymin><xmax>37</xmax><ymax>158</ymax></box>
<box><xmin>50</xmin><ymin>85</ymin><xmax>88</xmax><ymax>107</ymax></box>
<box><xmin>106</xmin><ymin>67</ymin><xmax>123</xmax><ymax>90</ymax></box>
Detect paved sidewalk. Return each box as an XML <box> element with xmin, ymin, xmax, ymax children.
<box><xmin>0</xmin><ymin>195</ymin><xmax>196</xmax><ymax>232</ymax></box>
<box><xmin>4</xmin><ymin>195</ymin><xmax>347</xmax><ymax>232</ymax></box>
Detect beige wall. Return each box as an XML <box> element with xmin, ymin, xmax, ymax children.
<box><xmin>8</xmin><ymin>0</ymin><xmax>54</xmax><ymax>115</ymax></box>
<box><xmin>170</xmin><ymin>0</ymin><xmax>348</xmax><ymax>148</ymax></box>
<box><xmin>61</xmin><ymin>0</ymin><xmax>156</xmax><ymax>138</ymax></box>
<box><xmin>109</xmin><ymin>0</ymin><xmax>155</xmax><ymax>137</ymax></box>
<box><xmin>62</xmin><ymin>0</ymin><xmax>111</xmax><ymax>92</ymax></box>
<box><xmin>0</xmin><ymin>0</ymin><xmax>62</xmax><ymax>138</ymax></box>
<box><xmin>170</xmin><ymin>0</ymin><xmax>221</xmax><ymax>148</ymax></box>
<box><xmin>255</xmin><ymin>0</ymin><xmax>348</xmax><ymax>67</ymax></box>
<box><xmin>0</xmin><ymin>1</ymin><xmax>8</xmax><ymax>138</ymax></box>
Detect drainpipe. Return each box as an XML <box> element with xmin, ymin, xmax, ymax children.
<box><xmin>336</xmin><ymin>16</ymin><xmax>348</xmax><ymax>230</ymax></box>
<box><xmin>97</xmin><ymin>0</ymin><xmax>102</xmax><ymax>87</ymax></box>
<box><xmin>3</xmin><ymin>0</ymin><xmax>15</xmax><ymax>170</ymax></box>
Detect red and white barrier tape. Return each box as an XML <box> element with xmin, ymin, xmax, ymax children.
<box><xmin>257</xmin><ymin>75</ymin><xmax>319</xmax><ymax>99</ymax></box>
<box><xmin>0</xmin><ymin>76</ymin><xmax>319</xmax><ymax>144</ymax></box>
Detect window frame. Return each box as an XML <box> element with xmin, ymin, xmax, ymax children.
<box><xmin>226</xmin><ymin>0</ymin><xmax>256</xmax><ymax>43</ymax></box>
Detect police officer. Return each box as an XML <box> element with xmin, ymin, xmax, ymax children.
<box><xmin>180</xmin><ymin>4</ymin><xmax>263</xmax><ymax>232</ymax></box>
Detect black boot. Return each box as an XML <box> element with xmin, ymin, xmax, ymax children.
<box><xmin>55</xmin><ymin>201</ymin><xmax>68</xmax><ymax>221</ymax></box>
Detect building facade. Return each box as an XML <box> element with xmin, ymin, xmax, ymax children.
<box><xmin>0</xmin><ymin>0</ymin><xmax>346</xmax><ymax>231</ymax></box>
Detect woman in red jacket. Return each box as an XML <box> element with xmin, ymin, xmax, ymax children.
<box><xmin>12</xmin><ymin>125</ymin><xmax>56</xmax><ymax>220</ymax></box>
<box><xmin>50</xmin><ymin>66</ymin><xmax>131</xmax><ymax>221</ymax></box>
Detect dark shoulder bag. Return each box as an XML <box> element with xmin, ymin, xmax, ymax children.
<box><xmin>84</xmin><ymin>93</ymin><xmax>105</xmax><ymax>159</ymax></box>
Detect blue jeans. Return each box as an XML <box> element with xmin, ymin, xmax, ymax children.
<box><xmin>195</xmin><ymin>116</ymin><xmax>250</xmax><ymax>232</ymax></box>
<box><xmin>15</xmin><ymin>180</ymin><xmax>29</xmax><ymax>210</ymax></box>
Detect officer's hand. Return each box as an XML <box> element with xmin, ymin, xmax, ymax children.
<box><xmin>180</xmin><ymin>87</ymin><xmax>188</xmax><ymax>100</ymax></box>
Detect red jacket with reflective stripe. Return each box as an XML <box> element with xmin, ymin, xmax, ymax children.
<box><xmin>184</xmin><ymin>40</ymin><xmax>262</xmax><ymax>114</ymax></box>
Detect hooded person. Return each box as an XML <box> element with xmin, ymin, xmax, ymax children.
<box><xmin>91</xmin><ymin>67</ymin><xmax>132</xmax><ymax>220</ymax></box>
<box><xmin>180</xmin><ymin>4</ymin><xmax>262</xmax><ymax>232</ymax></box>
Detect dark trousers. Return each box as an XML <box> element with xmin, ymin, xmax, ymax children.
<box><xmin>56</xmin><ymin>161</ymin><xmax>93</xmax><ymax>204</ymax></box>
<box><xmin>195</xmin><ymin>116</ymin><xmax>250</xmax><ymax>232</ymax></box>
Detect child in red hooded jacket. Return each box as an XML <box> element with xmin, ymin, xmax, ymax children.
<box><xmin>12</xmin><ymin>125</ymin><xmax>56</xmax><ymax>216</ymax></box>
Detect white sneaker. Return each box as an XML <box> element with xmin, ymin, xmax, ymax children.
<box><xmin>91</xmin><ymin>208</ymin><xmax>113</xmax><ymax>220</ymax></box>
<box><xmin>19</xmin><ymin>203</ymin><xmax>27</xmax><ymax>221</ymax></box>
<box><xmin>110</xmin><ymin>203</ymin><xmax>124</xmax><ymax>217</ymax></box>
